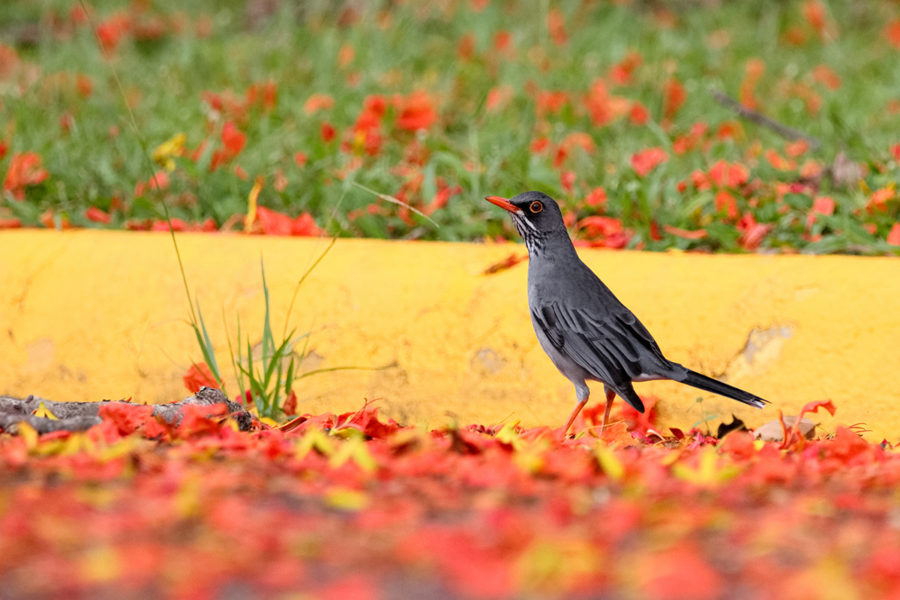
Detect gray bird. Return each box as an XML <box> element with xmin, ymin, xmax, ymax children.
<box><xmin>486</xmin><ymin>191</ymin><xmax>768</xmax><ymax>435</ymax></box>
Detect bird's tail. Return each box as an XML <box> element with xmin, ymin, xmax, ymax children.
<box><xmin>678</xmin><ymin>369</ymin><xmax>767</xmax><ymax>408</ymax></box>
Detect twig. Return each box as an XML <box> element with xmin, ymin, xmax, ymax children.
<box><xmin>712</xmin><ymin>90</ymin><xmax>821</xmax><ymax>150</ymax></box>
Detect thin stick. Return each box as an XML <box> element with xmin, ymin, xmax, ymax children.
<box><xmin>712</xmin><ymin>90</ymin><xmax>821</xmax><ymax>149</ymax></box>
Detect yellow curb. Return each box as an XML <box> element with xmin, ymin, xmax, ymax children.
<box><xmin>1</xmin><ymin>230</ymin><xmax>898</xmax><ymax>440</ymax></box>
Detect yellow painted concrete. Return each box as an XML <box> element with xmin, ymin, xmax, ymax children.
<box><xmin>1</xmin><ymin>230</ymin><xmax>899</xmax><ymax>439</ymax></box>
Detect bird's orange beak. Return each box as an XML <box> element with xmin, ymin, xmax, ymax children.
<box><xmin>485</xmin><ymin>196</ymin><xmax>518</xmax><ymax>213</ymax></box>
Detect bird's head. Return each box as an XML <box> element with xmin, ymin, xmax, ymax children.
<box><xmin>485</xmin><ymin>191</ymin><xmax>567</xmax><ymax>255</ymax></box>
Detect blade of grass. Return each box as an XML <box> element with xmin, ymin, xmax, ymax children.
<box><xmin>350</xmin><ymin>181</ymin><xmax>439</xmax><ymax>227</ymax></box>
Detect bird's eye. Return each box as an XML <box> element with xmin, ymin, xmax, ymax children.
<box><xmin>529</xmin><ymin>201</ymin><xmax>544</xmax><ymax>214</ymax></box>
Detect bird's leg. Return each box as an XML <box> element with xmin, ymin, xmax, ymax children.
<box><xmin>562</xmin><ymin>383</ymin><xmax>590</xmax><ymax>437</ymax></box>
<box><xmin>600</xmin><ymin>387</ymin><xmax>616</xmax><ymax>433</ymax></box>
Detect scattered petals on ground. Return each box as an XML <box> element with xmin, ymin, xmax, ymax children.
<box><xmin>1</xmin><ymin>400</ymin><xmax>898</xmax><ymax>598</ymax></box>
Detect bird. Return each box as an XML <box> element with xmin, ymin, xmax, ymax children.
<box><xmin>485</xmin><ymin>191</ymin><xmax>768</xmax><ymax>436</ymax></box>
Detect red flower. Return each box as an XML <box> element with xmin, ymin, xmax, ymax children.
<box><xmin>182</xmin><ymin>363</ymin><xmax>219</xmax><ymax>394</ymax></box>
<box><xmin>630</xmin><ymin>147</ymin><xmax>668</xmax><ymax>177</ymax></box>
<box><xmin>559</xmin><ymin>170</ymin><xmax>576</xmax><ymax>194</ymax></box>
<box><xmin>321</xmin><ymin>122</ymin><xmax>337</xmax><ymax>142</ymax></box>
<box><xmin>546</xmin><ymin>7</ymin><xmax>567</xmax><ymax>45</ymax></box>
<box><xmin>85</xmin><ymin>206</ymin><xmax>112</xmax><ymax>224</ymax></box>
<box><xmin>134</xmin><ymin>171</ymin><xmax>170</xmax><ymax>197</ymax></box>
<box><xmin>885</xmin><ymin>19</ymin><xmax>900</xmax><ymax>49</ymax></box>
<box><xmin>396</xmin><ymin>91</ymin><xmax>438</xmax><ymax>131</ymax></box>
<box><xmin>148</xmin><ymin>218</ymin><xmax>216</xmax><ymax>232</ymax></box>
<box><xmin>812</xmin><ymin>64</ymin><xmax>841</xmax><ymax>90</ymax></box>
<box><xmin>535</xmin><ymin>90</ymin><xmax>569</xmax><ymax>117</ymax></box>
<box><xmin>708</xmin><ymin>160</ymin><xmax>749</xmax><ymax>188</ymax></box>
<box><xmin>95</xmin><ymin>13</ymin><xmax>130</xmax><ymax>52</ymax></box>
<box><xmin>221</xmin><ymin>121</ymin><xmax>246</xmax><ymax>155</ymax></box>
<box><xmin>608</xmin><ymin>50</ymin><xmax>643</xmax><ymax>86</ymax></box>
<box><xmin>0</xmin><ymin>217</ymin><xmax>21</xmax><ymax>229</ymax></box>
<box><xmin>3</xmin><ymin>152</ymin><xmax>49</xmax><ymax>200</ymax></box>
<box><xmin>210</xmin><ymin>121</ymin><xmax>247</xmax><ymax>170</ymax></box>
<box><xmin>583</xmin><ymin>79</ymin><xmax>629</xmax><ymax>126</ymax></box>
<box><xmin>663</xmin><ymin>77</ymin><xmax>686</xmax><ymax>120</ymax></box>
<box><xmin>246</xmin><ymin>81</ymin><xmax>277</xmax><ymax>112</ymax></box>
<box><xmin>806</xmin><ymin>196</ymin><xmax>835</xmax><ymax>228</ymax></box>
<box><xmin>584</xmin><ymin>187</ymin><xmax>607</xmax><ymax>208</ymax></box>
<box><xmin>736</xmin><ymin>211</ymin><xmax>771</xmax><ymax>250</ymax></box>
<box><xmin>739</xmin><ymin>58</ymin><xmax>765</xmax><ymax>110</ymax></box>
<box><xmin>714</xmin><ymin>191</ymin><xmax>738</xmax><ymax>219</ymax></box>
<box><xmin>304</xmin><ymin>93</ymin><xmax>334</xmax><ymax>115</ymax></box>
<box><xmin>254</xmin><ymin>206</ymin><xmax>322</xmax><ymax>237</ymax></box>
<box><xmin>486</xmin><ymin>85</ymin><xmax>513</xmax><ymax>112</ymax></box>
<box><xmin>577</xmin><ymin>216</ymin><xmax>632</xmax><ymax>248</ymax></box>
<box><xmin>887</xmin><ymin>223</ymin><xmax>900</xmax><ymax>246</ymax></box>
<box><xmin>867</xmin><ymin>187</ymin><xmax>895</xmax><ymax>213</ymax></box>
<box><xmin>629</xmin><ymin>101</ymin><xmax>649</xmax><ymax>125</ymax></box>
<box><xmin>293</xmin><ymin>152</ymin><xmax>308</xmax><ymax>167</ymax></box>
<box><xmin>493</xmin><ymin>31</ymin><xmax>512</xmax><ymax>53</ymax></box>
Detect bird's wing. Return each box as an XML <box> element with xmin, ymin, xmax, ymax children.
<box><xmin>531</xmin><ymin>301</ymin><xmax>672</xmax><ymax>384</ymax></box>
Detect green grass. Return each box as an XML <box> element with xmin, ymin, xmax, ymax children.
<box><xmin>1</xmin><ymin>0</ymin><xmax>900</xmax><ymax>252</ymax></box>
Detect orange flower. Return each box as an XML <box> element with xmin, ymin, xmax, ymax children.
<box><xmin>803</xmin><ymin>0</ymin><xmax>836</xmax><ymax>40</ymax></box>
<box><xmin>765</xmin><ymin>149</ymin><xmax>796</xmax><ymax>171</ymax></box>
<box><xmin>396</xmin><ymin>91</ymin><xmax>438</xmax><ymax>131</ymax></box>
<box><xmin>630</xmin><ymin>147</ymin><xmax>668</xmax><ymax>177</ymax></box>
<box><xmin>545</xmin><ymin>7</ymin><xmax>567</xmax><ymax>45</ymax></box>
<box><xmin>608</xmin><ymin>50</ymin><xmax>642</xmax><ymax>86</ymax></box>
<box><xmin>812</xmin><ymin>64</ymin><xmax>841</xmax><ymax>90</ymax></box>
<box><xmin>867</xmin><ymin>187</ymin><xmax>895</xmax><ymax>212</ymax></box>
<box><xmin>246</xmin><ymin>81</ymin><xmax>277</xmax><ymax>112</ymax></box>
<box><xmin>559</xmin><ymin>170</ymin><xmax>576</xmax><ymax>194</ymax></box>
<box><xmin>254</xmin><ymin>206</ymin><xmax>322</xmax><ymax>237</ymax></box>
<box><xmin>3</xmin><ymin>152</ymin><xmax>49</xmax><ymax>200</ymax></box>
<box><xmin>209</xmin><ymin>122</ymin><xmax>247</xmax><ymax>171</ymax></box>
<box><xmin>806</xmin><ymin>196</ymin><xmax>834</xmax><ymax>228</ymax></box>
<box><xmin>584</xmin><ymin>187</ymin><xmax>607</xmax><ymax>208</ymax></box>
<box><xmin>95</xmin><ymin>13</ymin><xmax>131</xmax><ymax>52</ymax></box>
<box><xmin>888</xmin><ymin>223</ymin><xmax>900</xmax><ymax>246</ymax></box>
<box><xmin>493</xmin><ymin>31</ymin><xmax>512</xmax><ymax>53</ymax></box>
<box><xmin>663</xmin><ymin>77</ymin><xmax>686</xmax><ymax>120</ymax></box>
<box><xmin>885</xmin><ymin>19</ymin><xmax>900</xmax><ymax>49</ymax></box>
<box><xmin>583</xmin><ymin>79</ymin><xmax>629</xmax><ymax>126</ymax></box>
<box><xmin>134</xmin><ymin>171</ymin><xmax>170</xmax><ymax>197</ymax></box>
<box><xmin>577</xmin><ymin>216</ymin><xmax>631</xmax><ymax>248</ymax></box>
<box><xmin>629</xmin><ymin>102</ymin><xmax>649</xmax><ymax>125</ymax></box>
<box><xmin>736</xmin><ymin>212</ymin><xmax>771</xmax><ymax>250</ymax></box>
<box><xmin>714</xmin><ymin>191</ymin><xmax>738</xmax><ymax>219</ymax></box>
<box><xmin>304</xmin><ymin>93</ymin><xmax>334</xmax><ymax>115</ymax></box>
<box><xmin>486</xmin><ymin>85</ymin><xmax>513</xmax><ymax>112</ymax></box>
<box><xmin>708</xmin><ymin>160</ymin><xmax>749</xmax><ymax>188</ymax></box>
<box><xmin>535</xmin><ymin>90</ymin><xmax>569</xmax><ymax>116</ymax></box>
<box><xmin>85</xmin><ymin>206</ymin><xmax>112</xmax><ymax>224</ymax></box>
<box><xmin>553</xmin><ymin>132</ymin><xmax>594</xmax><ymax>167</ymax></box>
<box><xmin>183</xmin><ymin>363</ymin><xmax>219</xmax><ymax>393</ymax></box>
<box><xmin>739</xmin><ymin>58</ymin><xmax>765</xmax><ymax>110</ymax></box>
